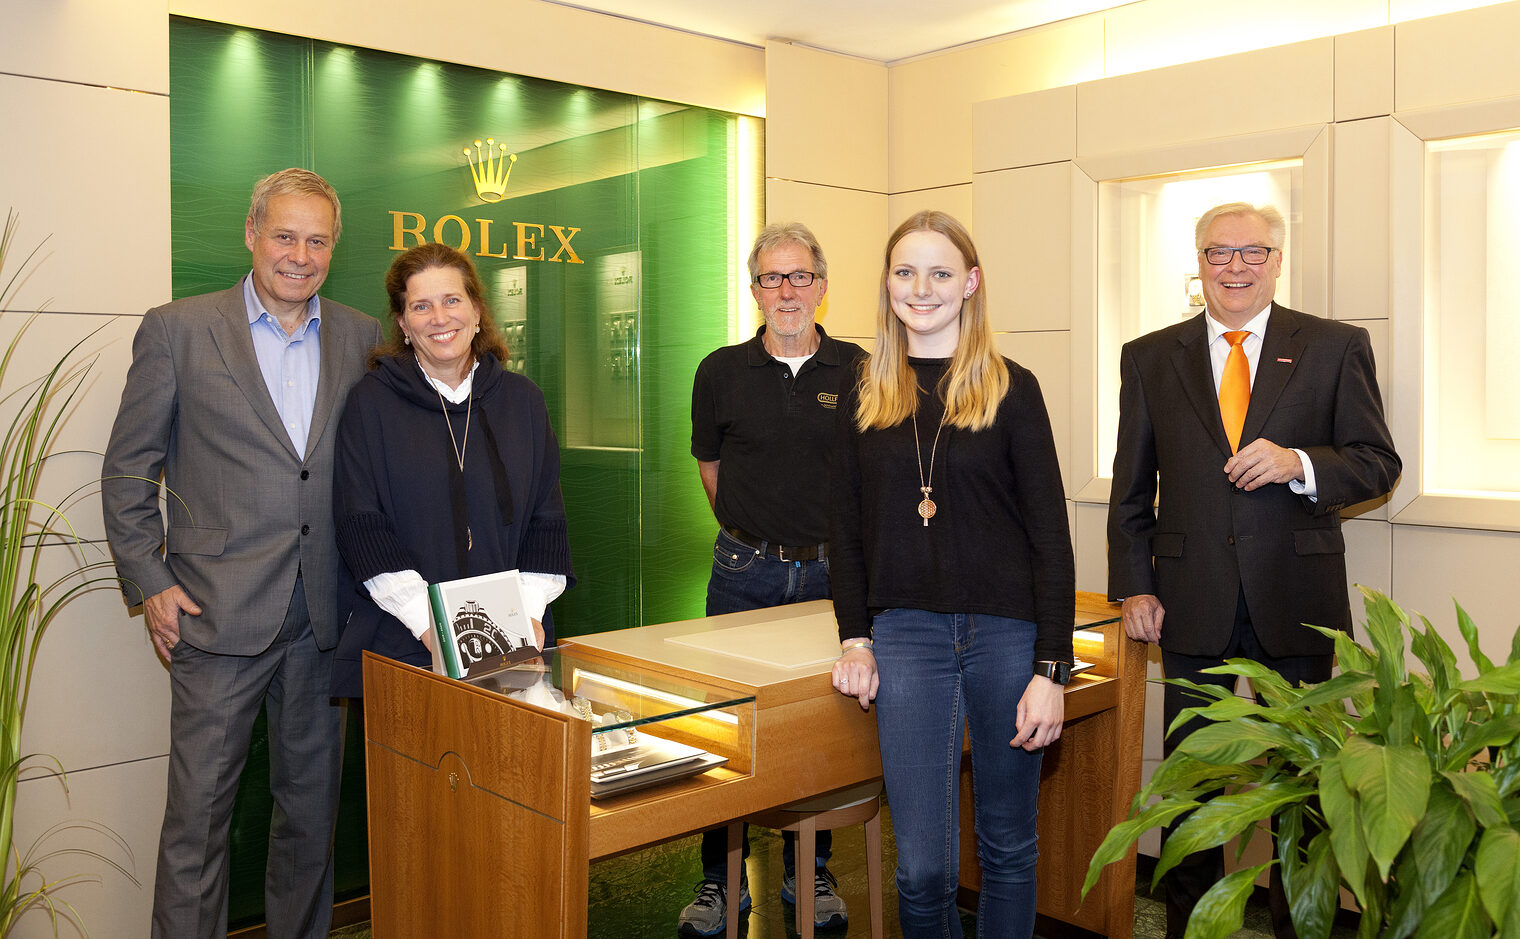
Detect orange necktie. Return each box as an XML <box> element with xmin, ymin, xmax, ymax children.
<box><xmin>1219</xmin><ymin>330</ymin><xmax>1250</xmax><ymax>453</ymax></box>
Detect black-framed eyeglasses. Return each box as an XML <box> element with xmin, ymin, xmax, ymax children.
<box><xmin>1203</xmin><ymin>245</ymin><xmax>1275</xmax><ymax>265</ymax></box>
<box><xmin>754</xmin><ymin>270</ymin><xmax>818</xmax><ymax>288</ymax></box>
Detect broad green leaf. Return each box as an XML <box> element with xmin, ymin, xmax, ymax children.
<box><xmin>1459</xmin><ymin>661</ymin><xmax>1520</xmax><ymax>696</ymax></box>
<box><xmin>1080</xmin><ymin>798</ymin><xmax>1199</xmax><ymax>897</ymax></box>
<box><xmin>1183</xmin><ymin>864</ymin><xmax>1269</xmax><ymax>939</ymax></box>
<box><xmin>1387</xmin><ymin>683</ymin><xmax>1432</xmax><ymax>749</ymax></box>
<box><xmin>1286</xmin><ymin>830</ymin><xmax>1339</xmax><ymax>939</ymax></box>
<box><xmin>1386</xmin><ymin>851</ymin><xmax>1430</xmax><ymax>939</ymax></box>
<box><xmin>1142</xmin><ymin>756</ymin><xmax>1252</xmax><ymax>805</ymax></box>
<box><xmin>1455</xmin><ymin>600</ymin><xmax>1496</xmax><ymax>673</ymax></box>
<box><xmin>1320</xmin><ymin>754</ymin><xmax>1372</xmax><ymax>908</ymax></box>
<box><xmin>1416</xmin><ymin>871</ymin><xmax>1492</xmax><ymax>939</ymax></box>
<box><xmin>1474</xmin><ymin>825</ymin><xmax>1520</xmax><ymax>934</ymax></box>
<box><xmin>1171</xmin><ymin>694</ymin><xmax>1272</xmax><ymax>733</ymax></box>
<box><xmin>1176</xmin><ymin>721</ymin><xmax>1295</xmax><ymax>765</ymax></box>
<box><xmin>1412</xmin><ymin>614</ymin><xmax>1461</xmax><ymax>697</ymax></box>
<box><xmin>1443</xmin><ymin>769</ymin><xmax>1508</xmax><ymax>827</ymax></box>
<box><xmin>1409</xmin><ymin>783</ymin><xmax>1477</xmax><ymax>908</ymax></box>
<box><xmin>1446</xmin><ymin>714</ymin><xmax>1520</xmax><ymax>771</ymax></box>
<box><xmin>1158</xmin><ymin>782</ymin><xmax>1310</xmax><ymax>880</ymax></box>
<box><xmin>1362</xmin><ymin>590</ymin><xmax>1411</xmax><ymax>680</ymax></box>
<box><xmin>1341</xmin><ymin>736</ymin><xmax>1430</xmax><ymax>879</ymax></box>
<box><xmin>1330</xmin><ymin>622</ymin><xmax>1374</xmax><ymax>675</ymax></box>
<box><xmin>1203</xmin><ymin>658</ymin><xmax>1295</xmax><ymax>705</ymax></box>
<box><xmin>1296</xmin><ymin>672</ymin><xmax>1377</xmax><ymax>710</ymax></box>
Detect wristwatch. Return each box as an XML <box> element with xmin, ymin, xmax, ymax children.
<box><xmin>1034</xmin><ymin>660</ymin><xmax>1072</xmax><ymax>685</ymax></box>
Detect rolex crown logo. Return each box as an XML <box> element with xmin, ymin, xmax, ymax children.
<box><xmin>464</xmin><ymin>138</ymin><xmax>518</xmax><ymax>203</ymax></box>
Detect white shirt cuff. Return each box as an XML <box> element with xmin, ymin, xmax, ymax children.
<box><xmin>1288</xmin><ymin>448</ymin><xmax>1318</xmax><ymax>502</ymax></box>
<box><xmin>365</xmin><ymin>569</ymin><xmax>568</xmax><ymax>639</ymax></box>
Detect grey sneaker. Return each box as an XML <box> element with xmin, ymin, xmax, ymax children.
<box><xmin>780</xmin><ymin>866</ymin><xmax>848</xmax><ymax>929</ymax></box>
<box><xmin>677</xmin><ymin>879</ymin><xmax>751</xmax><ymax>937</ymax></box>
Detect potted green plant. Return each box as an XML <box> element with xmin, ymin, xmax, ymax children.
<box><xmin>1</xmin><ymin>210</ymin><xmax>136</xmax><ymax>935</ymax></box>
<box><xmin>1083</xmin><ymin>587</ymin><xmax>1520</xmax><ymax>939</ymax></box>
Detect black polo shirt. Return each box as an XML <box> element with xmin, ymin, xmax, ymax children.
<box><xmin>691</xmin><ymin>324</ymin><xmax>865</xmax><ymax>546</ymax></box>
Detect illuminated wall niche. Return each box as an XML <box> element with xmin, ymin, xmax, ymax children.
<box><xmin>1422</xmin><ymin>130</ymin><xmax>1520</xmax><ymax>498</ymax></box>
<box><xmin>1391</xmin><ymin>100</ymin><xmax>1520</xmax><ymax>531</ymax></box>
<box><xmin>1094</xmin><ymin>161</ymin><xmax>1303</xmax><ymax>480</ymax></box>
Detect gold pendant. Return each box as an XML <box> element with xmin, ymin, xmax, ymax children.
<box><xmin>918</xmin><ymin>497</ymin><xmax>936</xmax><ymax>526</ymax></box>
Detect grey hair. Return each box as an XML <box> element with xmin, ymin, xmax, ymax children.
<box><xmin>746</xmin><ymin>222</ymin><xmax>828</xmax><ymax>280</ymax></box>
<box><xmin>1195</xmin><ymin>202</ymin><xmax>1285</xmax><ymax>251</ymax></box>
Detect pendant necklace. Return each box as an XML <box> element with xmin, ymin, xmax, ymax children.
<box><xmin>912</xmin><ymin>407</ymin><xmax>947</xmax><ymax>527</ymax></box>
<box><xmin>437</xmin><ymin>386</ymin><xmax>473</xmax><ymax>550</ymax></box>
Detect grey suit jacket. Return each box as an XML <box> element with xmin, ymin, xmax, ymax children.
<box><xmin>102</xmin><ymin>281</ymin><xmax>383</xmax><ymax>655</ymax></box>
<box><xmin>1106</xmin><ymin>304</ymin><xmax>1401</xmax><ymax>659</ymax></box>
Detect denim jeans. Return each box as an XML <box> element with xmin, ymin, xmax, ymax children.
<box><xmin>700</xmin><ymin>527</ymin><xmax>833</xmax><ymax>881</ymax></box>
<box><xmin>872</xmin><ymin>609</ymin><xmax>1043</xmax><ymax>939</ymax></box>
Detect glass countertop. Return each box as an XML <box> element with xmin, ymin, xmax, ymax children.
<box><xmin>464</xmin><ymin>645</ymin><xmax>755</xmax><ymax>734</ymax></box>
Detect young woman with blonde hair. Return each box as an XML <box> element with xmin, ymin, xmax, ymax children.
<box><xmin>830</xmin><ymin>211</ymin><xmax>1075</xmax><ymax>937</ymax></box>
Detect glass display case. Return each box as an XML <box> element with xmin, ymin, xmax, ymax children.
<box><xmin>465</xmin><ymin>646</ymin><xmax>754</xmax><ymax>798</ymax></box>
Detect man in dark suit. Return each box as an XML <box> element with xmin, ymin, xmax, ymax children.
<box><xmin>1107</xmin><ymin>202</ymin><xmax>1400</xmax><ymax>938</ymax></box>
<box><xmin>102</xmin><ymin>168</ymin><xmax>383</xmax><ymax>939</ymax></box>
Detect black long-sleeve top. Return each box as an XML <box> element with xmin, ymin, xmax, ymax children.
<box><xmin>830</xmin><ymin>357</ymin><xmax>1075</xmax><ymax>664</ymax></box>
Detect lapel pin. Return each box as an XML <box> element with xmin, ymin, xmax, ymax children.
<box><xmin>1276</xmin><ymin>357</ymin><xmax>1293</xmax><ymax>363</ymax></box>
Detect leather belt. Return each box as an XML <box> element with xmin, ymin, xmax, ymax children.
<box><xmin>722</xmin><ymin>525</ymin><xmax>827</xmax><ymax>562</ymax></box>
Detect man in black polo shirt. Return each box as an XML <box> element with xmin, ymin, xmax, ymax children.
<box><xmin>680</xmin><ymin>222</ymin><xmax>866</xmax><ymax>937</ymax></box>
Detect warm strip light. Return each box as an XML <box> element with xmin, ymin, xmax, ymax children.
<box><xmin>571</xmin><ymin>668</ymin><xmax>741</xmax><ymax>725</ymax></box>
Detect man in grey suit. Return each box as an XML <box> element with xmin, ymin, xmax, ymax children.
<box><xmin>1107</xmin><ymin>202</ymin><xmax>1400</xmax><ymax>938</ymax></box>
<box><xmin>102</xmin><ymin>168</ymin><xmax>383</xmax><ymax>939</ymax></box>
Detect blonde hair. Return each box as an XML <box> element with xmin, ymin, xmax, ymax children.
<box><xmin>854</xmin><ymin>211</ymin><xmax>1007</xmax><ymax>432</ymax></box>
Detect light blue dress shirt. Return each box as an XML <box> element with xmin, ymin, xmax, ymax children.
<box><xmin>243</xmin><ymin>275</ymin><xmax>322</xmax><ymax>457</ymax></box>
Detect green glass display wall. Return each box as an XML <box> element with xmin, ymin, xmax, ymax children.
<box><xmin>169</xmin><ymin>17</ymin><xmax>760</xmax><ymax>928</ymax></box>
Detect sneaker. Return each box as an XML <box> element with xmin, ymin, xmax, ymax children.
<box><xmin>677</xmin><ymin>879</ymin><xmax>751</xmax><ymax>937</ymax></box>
<box><xmin>780</xmin><ymin>867</ymin><xmax>848</xmax><ymax>929</ymax></box>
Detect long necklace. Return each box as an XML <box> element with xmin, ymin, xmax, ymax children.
<box><xmin>437</xmin><ymin>387</ymin><xmax>473</xmax><ymax>550</ymax></box>
<box><xmin>912</xmin><ymin>407</ymin><xmax>947</xmax><ymax>527</ymax></box>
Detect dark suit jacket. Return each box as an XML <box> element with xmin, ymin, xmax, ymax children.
<box><xmin>102</xmin><ymin>282</ymin><xmax>383</xmax><ymax>655</ymax></box>
<box><xmin>1106</xmin><ymin>304</ymin><xmax>1400</xmax><ymax>658</ymax></box>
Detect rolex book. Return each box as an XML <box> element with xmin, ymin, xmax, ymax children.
<box><xmin>427</xmin><ymin>569</ymin><xmax>539</xmax><ymax>680</ymax></box>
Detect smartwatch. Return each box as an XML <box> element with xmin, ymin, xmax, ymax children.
<box><xmin>1034</xmin><ymin>660</ymin><xmax>1072</xmax><ymax>686</ymax></box>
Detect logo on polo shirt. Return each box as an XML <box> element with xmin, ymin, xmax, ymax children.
<box><xmin>818</xmin><ymin>392</ymin><xmax>838</xmax><ymax>409</ymax></box>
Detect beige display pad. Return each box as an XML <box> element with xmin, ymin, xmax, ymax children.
<box><xmin>664</xmin><ymin>615</ymin><xmax>843</xmax><ymax>669</ymax></box>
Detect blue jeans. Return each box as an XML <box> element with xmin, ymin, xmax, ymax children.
<box><xmin>700</xmin><ymin>527</ymin><xmax>833</xmax><ymax>881</ymax></box>
<box><xmin>872</xmin><ymin>609</ymin><xmax>1043</xmax><ymax>939</ymax></box>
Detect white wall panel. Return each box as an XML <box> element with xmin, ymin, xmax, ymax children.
<box><xmin>1391</xmin><ymin>524</ymin><xmax>1520</xmax><ymax>672</ymax></box>
<box><xmin>0</xmin><ymin>0</ymin><xmax>168</xmax><ymax>93</ymax></box>
<box><xmin>994</xmin><ymin>330</ymin><xmax>1071</xmax><ymax>497</ymax></box>
<box><xmin>765</xmin><ymin>179</ymin><xmax>886</xmax><ymax>342</ymax></box>
<box><xmin>1334</xmin><ymin>27</ymin><xmax>1395</xmax><ymax>120</ymax></box>
<box><xmin>765</xmin><ymin>42</ymin><xmax>887</xmax><ymax>192</ymax></box>
<box><xmin>13</xmin><ymin>758</ymin><xmax>166</xmax><ymax>938</ymax></box>
<box><xmin>19</xmin><ymin>545</ymin><xmax>170</xmax><ymax>774</ymax></box>
<box><xmin>974</xmin><ymin>164</ymin><xmax>1071</xmax><ymax>333</ymax></box>
<box><xmin>1077</xmin><ymin>40</ymin><xmax>1334</xmax><ymax>157</ymax></box>
<box><xmin>973</xmin><ymin>85</ymin><xmax>1076</xmax><ymax>173</ymax></box>
<box><xmin>1072</xmin><ymin>500</ymin><xmax>1108</xmax><ymax>595</ymax></box>
<box><xmin>887</xmin><ymin>185</ymin><xmax>973</xmax><ymax>232</ymax></box>
<box><xmin>0</xmin><ymin>77</ymin><xmax>170</xmax><ymax>318</ymax></box>
<box><xmin>1102</xmin><ymin>0</ymin><xmax>1386</xmax><ymax>79</ymax></box>
<box><xmin>1395</xmin><ymin>1</ymin><xmax>1520</xmax><ymax>113</ymax></box>
<box><xmin>887</xmin><ymin>16</ymin><xmax>1103</xmax><ymax>194</ymax></box>
<box><xmin>1332</xmin><ymin>118</ymin><xmax>1392</xmax><ymax>320</ymax></box>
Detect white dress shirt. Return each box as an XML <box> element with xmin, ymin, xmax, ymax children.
<box><xmin>1204</xmin><ymin>306</ymin><xmax>1318</xmax><ymax>499</ymax></box>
